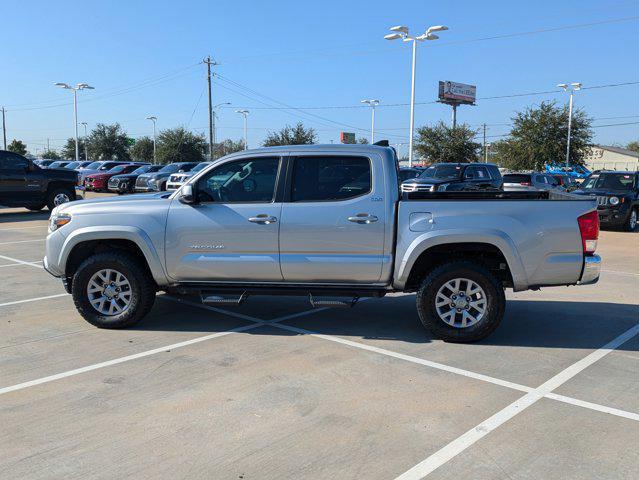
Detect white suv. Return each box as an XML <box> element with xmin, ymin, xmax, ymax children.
<box><xmin>166</xmin><ymin>161</ymin><xmax>210</xmax><ymax>190</ymax></box>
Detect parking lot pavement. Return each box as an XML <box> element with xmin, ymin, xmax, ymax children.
<box><xmin>1</xmin><ymin>208</ymin><xmax>638</xmax><ymax>479</ymax></box>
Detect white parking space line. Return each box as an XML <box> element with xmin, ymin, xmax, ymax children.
<box><xmin>393</xmin><ymin>323</ymin><xmax>639</xmax><ymax>480</ymax></box>
<box><xmin>0</xmin><ymin>254</ymin><xmax>44</xmax><ymax>269</ymax></box>
<box><xmin>0</xmin><ymin>260</ymin><xmax>43</xmax><ymax>268</ymax></box>
<box><xmin>603</xmin><ymin>269</ymin><xmax>639</xmax><ymax>277</ymax></box>
<box><xmin>0</xmin><ymin>239</ymin><xmax>44</xmax><ymax>246</ymax></box>
<box><xmin>0</xmin><ymin>225</ymin><xmax>48</xmax><ymax>230</ymax></box>
<box><xmin>0</xmin><ymin>293</ymin><xmax>69</xmax><ymax>308</ymax></box>
<box><xmin>546</xmin><ymin>392</ymin><xmax>639</xmax><ymax>422</ymax></box>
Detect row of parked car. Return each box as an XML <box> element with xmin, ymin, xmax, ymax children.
<box><xmin>399</xmin><ymin>163</ymin><xmax>639</xmax><ymax>231</ymax></box>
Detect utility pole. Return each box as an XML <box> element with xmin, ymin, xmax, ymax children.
<box><xmin>483</xmin><ymin>123</ymin><xmax>487</xmax><ymax>162</ymax></box>
<box><xmin>1</xmin><ymin>107</ymin><xmax>6</xmax><ymax>150</ymax></box>
<box><xmin>47</xmin><ymin>138</ymin><xmax>50</xmax><ymax>152</ymax></box>
<box><xmin>203</xmin><ymin>56</ymin><xmax>218</xmax><ymax>160</ymax></box>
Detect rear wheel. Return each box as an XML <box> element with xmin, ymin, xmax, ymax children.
<box><xmin>624</xmin><ymin>208</ymin><xmax>638</xmax><ymax>232</ymax></box>
<box><xmin>71</xmin><ymin>251</ymin><xmax>156</xmax><ymax>329</ymax></box>
<box><xmin>416</xmin><ymin>261</ymin><xmax>506</xmax><ymax>343</ymax></box>
<box><xmin>46</xmin><ymin>187</ymin><xmax>74</xmax><ymax>211</ymax></box>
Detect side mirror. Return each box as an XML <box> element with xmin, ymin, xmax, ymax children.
<box><xmin>179</xmin><ymin>184</ymin><xmax>196</xmax><ymax>204</ymax></box>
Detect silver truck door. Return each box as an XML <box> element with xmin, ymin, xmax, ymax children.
<box><xmin>279</xmin><ymin>154</ymin><xmax>386</xmax><ymax>283</ymax></box>
<box><xmin>165</xmin><ymin>156</ymin><xmax>284</xmax><ymax>282</ymax></box>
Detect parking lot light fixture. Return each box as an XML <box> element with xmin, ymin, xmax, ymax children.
<box><xmin>557</xmin><ymin>82</ymin><xmax>582</xmax><ymax>168</ymax></box>
<box><xmin>55</xmin><ymin>82</ymin><xmax>95</xmax><ymax>162</ymax></box>
<box><xmin>146</xmin><ymin>116</ymin><xmax>158</xmax><ymax>163</ymax></box>
<box><xmin>361</xmin><ymin>99</ymin><xmax>380</xmax><ymax>143</ymax></box>
<box><xmin>385</xmin><ymin>24</ymin><xmax>448</xmax><ymax>166</ymax></box>
<box><xmin>236</xmin><ymin>110</ymin><xmax>249</xmax><ymax>149</ymax></box>
<box><xmin>80</xmin><ymin>122</ymin><xmax>89</xmax><ymax>161</ymax></box>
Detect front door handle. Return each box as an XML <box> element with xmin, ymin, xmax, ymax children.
<box><xmin>248</xmin><ymin>214</ymin><xmax>277</xmax><ymax>224</ymax></box>
<box><xmin>348</xmin><ymin>213</ymin><xmax>378</xmax><ymax>224</ymax></box>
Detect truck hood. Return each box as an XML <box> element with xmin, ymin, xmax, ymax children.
<box><xmin>42</xmin><ymin>167</ymin><xmax>77</xmax><ymax>181</ymax></box>
<box><xmin>55</xmin><ymin>192</ymin><xmax>171</xmax><ymax>215</ymax></box>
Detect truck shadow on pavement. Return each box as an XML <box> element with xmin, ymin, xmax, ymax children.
<box><xmin>0</xmin><ymin>210</ymin><xmax>50</xmax><ymax>223</ymax></box>
<box><xmin>134</xmin><ymin>294</ymin><xmax>639</xmax><ymax>352</ymax></box>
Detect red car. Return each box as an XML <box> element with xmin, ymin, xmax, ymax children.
<box><xmin>84</xmin><ymin>163</ymin><xmax>147</xmax><ymax>192</ymax></box>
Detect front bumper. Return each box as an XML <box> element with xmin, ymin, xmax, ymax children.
<box><xmin>597</xmin><ymin>207</ymin><xmax>630</xmax><ymax>227</ymax></box>
<box><xmin>578</xmin><ymin>254</ymin><xmax>601</xmax><ymax>285</ymax></box>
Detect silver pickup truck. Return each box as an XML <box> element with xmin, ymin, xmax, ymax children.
<box><xmin>44</xmin><ymin>144</ymin><xmax>601</xmax><ymax>342</ymax></box>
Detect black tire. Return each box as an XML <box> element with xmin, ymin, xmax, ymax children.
<box><xmin>26</xmin><ymin>204</ymin><xmax>45</xmax><ymax>211</ymax></box>
<box><xmin>46</xmin><ymin>187</ymin><xmax>75</xmax><ymax>211</ymax></box>
<box><xmin>71</xmin><ymin>251</ymin><xmax>156</xmax><ymax>329</ymax></box>
<box><xmin>416</xmin><ymin>260</ymin><xmax>506</xmax><ymax>343</ymax></box>
<box><xmin>623</xmin><ymin>208</ymin><xmax>638</xmax><ymax>232</ymax></box>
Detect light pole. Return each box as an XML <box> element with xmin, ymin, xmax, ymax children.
<box><xmin>54</xmin><ymin>83</ymin><xmax>94</xmax><ymax>162</ymax></box>
<box><xmin>80</xmin><ymin>122</ymin><xmax>88</xmax><ymax>161</ymax></box>
<box><xmin>146</xmin><ymin>116</ymin><xmax>157</xmax><ymax>163</ymax></box>
<box><xmin>236</xmin><ymin>110</ymin><xmax>249</xmax><ymax>149</ymax></box>
<box><xmin>557</xmin><ymin>82</ymin><xmax>582</xmax><ymax>167</ymax></box>
<box><xmin>213</xmin><ymin>102</ymin><xmax>231</xmax><ymax>146</ymax></box>
<box><xmin>361</xmin><ymin>99</ymin><xmax>380</xmax><ymax>143</ymax></box>
<box><xmin>385</xmin><ymin>25</ymin><xmax>448</xmax><ymax>167</ymax></box>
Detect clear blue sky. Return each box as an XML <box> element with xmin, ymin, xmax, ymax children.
<box><xmin>2</xmin><ymin>0</ymin><xmax>639</xmax><ymax>156</ymax></box>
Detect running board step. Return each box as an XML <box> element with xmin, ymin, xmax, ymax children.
<box><xmin>201</xmin><ymin>292</ymin><xmax>248</xmax><ymax>306</ymax></box>
<box><xmin>308</xmin><ymin>294</ymin><xmax>359</xmax><ymax>308</ymax></box>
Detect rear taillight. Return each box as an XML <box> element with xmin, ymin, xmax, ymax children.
<box><xmin>578</xmin><ymin>210</ymin><xmax>599</xmax><ymax>254</ymax></box>
<box><xmin>520</xmin><ymin>182</ymin><xmax>532</xmax><ymax>186</ymax></box>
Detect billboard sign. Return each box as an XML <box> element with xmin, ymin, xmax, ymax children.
<box><xmin>438</xmin><ymin>81</ymin><xmax>476</xmax><ymax>104</ymax></box>
<box><xmin>340</xmin><ymin>132</ymin><xmax>356</xmax><ymax>144</ymax></box>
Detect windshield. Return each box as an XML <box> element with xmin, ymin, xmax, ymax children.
<box><xmin>581</xmin><ymin>173</ymin><xmax>635</xmax><ymax>191</ymax></box>
<box><xmin>419</xmin><ymin>164</ymin><xmax>463</xmax><ymax>180</ymax></box>
<box><xmin>65</xmin><ymin>162</ymin><xmax>80</xmax><ymax>169</ymax></box>
<box><xmin>107</xmin><ymin>165</ymin><xmax>128</xmax><ymax>173</ymax></box>
<box><xmin>192</xmin><ymin>162</ymin><xmax>209</xmax><ymax>173</ymax></box>
<box><xmin>131</xmin><ymin>165</ymin><xmax>154</xmax><ymax>174</ymax></box>
<box><xmin>99</xmin><ymin>162</ymin><xmax>119</xmax><ymax>171</ymax></box>
<box><xmin>85</xmin><ymin>161</ymin><xmax>102</xmax><ymax>169</ymax></box>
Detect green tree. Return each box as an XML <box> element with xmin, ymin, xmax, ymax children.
<box><xmin>211</xmin><ymin>138</ymin><xmax>245</xmax><ymax>159</ymax></box>
<box><xmin>86</xmin><ymin>123</ymin><xmax>131</xmax><ymax>160</ymax></box>
<box><xmin>41</xmin><ymin>149</ymin><xmax>61</xmax><ymax>159</ymax></box>
<box><xmin>493</xmin><ymin>101</ymin><xmax>593</xmax><ymax>171</ymax></box>
<box><xmin>130</xmin><ymin>136</ymin><xmax>155</xmax><ymax>162</ymax></box>
<box><xmin>414</xmin><ymin>122</ymin><xmax>481</xmax><ymax>163</ymax></box>
<box><xmin>7</xmin><ymin>139</ymin><xmax>27</xmax><ymax>156</ymax></box>
<box><xmin>627</xmin><ymin>141</ymin><xmax>639</xmax><ymax>153</ymax></box>
<box><xmin>156</xmin><ymin>127</ymin><xmax>206</xmax><ymax>164</ymax></box>
<box><xmin>61</xmin><ymin>138</ymin><xmax>87</xmax><ymax>160</ymax></box>
<box><xmin>263</xmin><ymin>122</ymin><xmax>317</xmax><ymax>146</ymax></box>
<box><xmin>357</xmin><ymin>137</ymin><xmax>369</xmax><ymax>144</ymax></box>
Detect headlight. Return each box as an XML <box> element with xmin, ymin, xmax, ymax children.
<box><xmin>49</xmin><ymin>213</ymin><xmax>72</xmax><ymax>232</ymax></box>
<box><xmin>437</xmin><ymin>183</ymin><xmax>450</xmax><ymax>192</ymax></box>
<box><xmin>609</xmin><ymin>196</ymin><xmax>620</xmax><ymax>206</ymax></box>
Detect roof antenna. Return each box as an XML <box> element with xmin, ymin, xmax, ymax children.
<box><xmin>373</xmin><ymin>140</ymin><xmax>389</xmax><ymax>147</ymax></box>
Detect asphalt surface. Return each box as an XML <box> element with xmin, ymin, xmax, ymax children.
<box><xmin>1</xmin><ymin>199</ymin><xmax>638</xmax><ymax>480</ymax></box>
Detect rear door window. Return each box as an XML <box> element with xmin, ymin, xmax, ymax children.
<box><xmin>291</xmin><ymin>156</ymin><xmax>371</xmax><ymax>202</ymax></box>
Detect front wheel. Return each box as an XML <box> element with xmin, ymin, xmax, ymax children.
<box><xmin>46</xmin><ymin>187</ymin><xmax>74</xmax><ymax>211</ymax></box>
<box><xmin>71</xmin><ymin>251</ymin><xmax>156</xmax><ymax>329</ymax></box>
<box><xmin>624</xmin><ymin>208</ymin><xmax>638</xmax><ymax>232</ymax></box>
<box><xmin>416</xmin><ymin>260</ymin><xmax>506</xmax><ymax>343</ymax></box>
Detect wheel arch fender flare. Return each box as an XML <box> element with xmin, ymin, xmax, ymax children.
<box><xmin>58</xmin><ymin>226</ymin><xmax>169</xmax><ymax>286</ymax></box>
<box><xmin>394</xmin><ymin>229</ymin><xmax>528</xmax><ymax>291</ymax></box>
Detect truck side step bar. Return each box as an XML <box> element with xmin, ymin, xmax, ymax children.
<box><xmin>201</xmin><ymin>291</ymin><xmax>249</xmax><ymax>306</ymax></box>
<box><xmin>308</xmin><ymin>294</ymin><xmax>359</xmax><ymax>309</ymax></box>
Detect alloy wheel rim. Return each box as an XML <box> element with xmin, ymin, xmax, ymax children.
<box><xmin>631</xmin><ymin>210</ymin><xmax>637</xmax><ymax>230</ymax></box>
<box><xmin>435</xmin><ymin>278</ymin><xmax>487</xmax><ymax>328</ymax></box>
<box><xmin>54</xmin><ymin>193</ymin><xmax>70</xmax><ymax>206</ymax></box>
<box><xmin>87</xmin><ymin>269</ymin><xmax>132</xmax><ymax>316</ymax></box>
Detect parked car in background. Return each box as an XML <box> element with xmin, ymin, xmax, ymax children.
<box><xmin>44</xmin><ymin>144</ymin><xmax>600</xmax><ymax>343</ymax></box>
<box><xmin>47</xmin><ymin>161</ymin><xmax>72</xmax><ymax>169</ymax></box>
<box><xmin>166</xmin><ymin>162</ymin><xmax>211</xmax><ymax>191</ymax></box>
<box><xmin>502</xmin><ymin>172</ymin><xmax>563</xmax><ymax>191</ymax></box>
<box><xmin>64</xmin><ymin>160</ymin><xmax>93</xmax><ymax>170</ymax></box>
<box><xmin>572</xmin><ymin>171</ymin><xmax>639</xmax><ymax>231</ymax></box>
<box><xmin>401</xmin><ymin>163</ymin><xmax>503</xmax><ymax>193</ymax></box>
<box><xmin>0</xmin><ymin>150</ymin><xmax>77</xmax><ymax>211</ymax></box>
<box><xmin>75</xmin><ymin>161</ymin><xmax>96</xmax><ymax>170</ymax></box>
<box><xmin>78</xmin><ymin>161</ymin><xmax>132</xmax><ymax>186</ymax></box>
<box><xmin>398</xmin><ymin>167</ymin><xmax>424</xmax><ymax>183</ymax></box>
<box><xmin>108</xmin><ymin>164</ymin><xmax>163</xmax><ymax>194</ymax></box>
<box><xmin>84</xmin><ymin>163</ymin><xmax>148</xmax><ymax>192</ymax></box>
<box><xmin>135</xmin><ymin>162</ymin><xmax>199</xmax><ymax>192</ymax></box>
<box><xmin>546</xmin><ymin>164</ymin><xmax>591</xmax><ymax>180</ymax></box>
<box><xmin>551</xmin><ymin>173</ymin><xmax>580</xmax><ymax>192</ymax></box>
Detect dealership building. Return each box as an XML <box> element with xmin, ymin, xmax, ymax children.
<box><xmin>584</xmin><ymin>145</ymin><xmax>639</xmax><ymax>171</ymax></box>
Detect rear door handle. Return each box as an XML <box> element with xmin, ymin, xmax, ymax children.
<box><xmin>248</xmin><ymin>214</ymin><xmax>277</xmax><ymax>224</ymax></box>
<box><xmin>348</xmin><ymin>213</ymin><xmax>378</xmax><ymax>224</ymax></box>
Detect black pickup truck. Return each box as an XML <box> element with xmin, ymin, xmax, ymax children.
<box><xmin>0</xmin><ymin>150</ymin><xmax>77</xmax><ymax>211</ymax></box>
